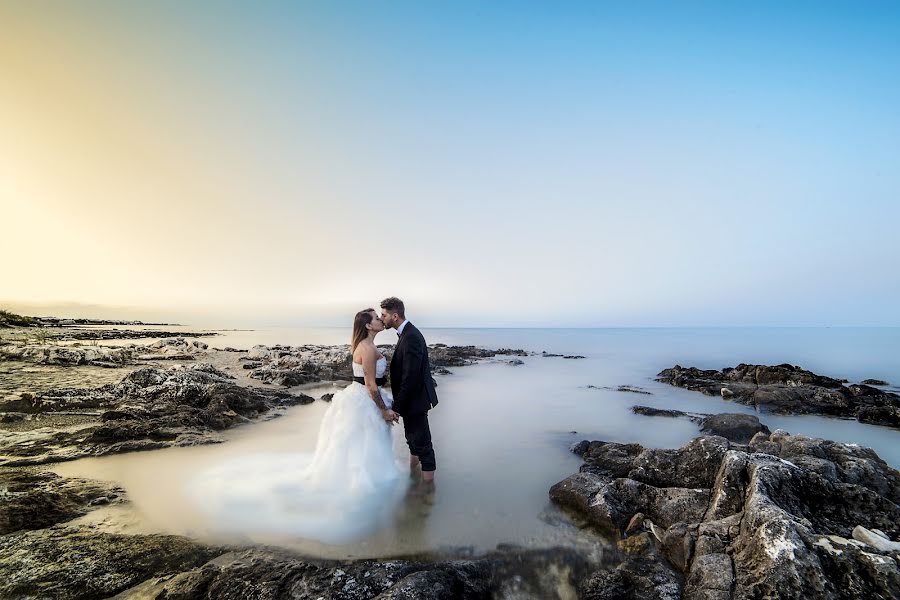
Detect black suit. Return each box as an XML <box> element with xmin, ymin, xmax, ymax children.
<box><xmin>389</xmin><ymin>322</ymin><xmax>438</xmax><ymax>471</ymax></box>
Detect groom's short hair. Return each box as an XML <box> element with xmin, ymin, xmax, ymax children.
<box><xmin>380</xmin><ymin>297</ymin><xmax>405</xmax><ymax>318</ymax></box>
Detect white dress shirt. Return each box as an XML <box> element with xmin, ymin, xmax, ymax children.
<box><xmin>396</xmin><ymin>320</ymin><xmax>409</xmax><ymax>337</ymax></box>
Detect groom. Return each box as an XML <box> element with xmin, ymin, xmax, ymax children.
<box><xmin>380</xmin><ymin>297</ymin><xmax>439</xmax><ymax>483</ymax></box>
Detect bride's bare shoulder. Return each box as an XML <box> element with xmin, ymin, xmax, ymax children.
<box><xmin>354</xmin><ymin>340</ymin><xmax>377</xmax><ymax>361</ymax></box>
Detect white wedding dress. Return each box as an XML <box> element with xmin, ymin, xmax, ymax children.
<box><xmin>185</xmin><ymin>356</ymin><xmax>406</xmax><ymax>544</ymax></box>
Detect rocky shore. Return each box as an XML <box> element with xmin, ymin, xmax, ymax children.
<box><xmin>550</xmin><ymin>430</ymin><xmax>900</xmax><ymax>598</ymax></box>
<box><xmin>3</xmin><ymin>331</ymin><xmax>900</xmax><ymax>598</ymax></box>
<box><xmin>657</xmin><ymin>363</ymin><xmax>900</xmax><ymax>429</ymax></box>
<box><xmin>240</xmin><ymin>342</ymin><xmax>530</xmax><ymax>386</ymax></box>
<box><xmin>0</xmin><ymin>333</ymin><xmax>600</xmax><ymax>599</ymax></box>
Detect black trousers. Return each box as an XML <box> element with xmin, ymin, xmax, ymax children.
<box><xmin>402</xmin><ymin>412</ymin><xmax>436</xmax><ymax>471</ymax></box>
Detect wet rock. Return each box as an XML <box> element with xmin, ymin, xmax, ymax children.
<box><xmin>631</xmin><ymin>406</ymin><xmax>771</xmax><ymax>444</ymax></box>
<box><xmin>657</xmin><ymin>363</ymin><xmax>900</xmax><ymax>429</ymax></box>
<box><xmin>428</xmin><ymin>345</ymin><xmax>529</xmax><ymax>368</ymax></box>
<box><xmin>590</xmin><ymin>385</ymin><xmax>653</xmax><ymax>395</ymax></box>
<box><xmin>551</xmin><ymin>431</ymin><xmax>900</xmax><ymax>599</ymax></box>
<box><xmin>320</xmin><ymin>393</ymin><xmax>334</xmax><ymax>402</ymax></box>
<box><xmin>0</xmin><ymin>363</ymin><xmax>313</xmax><ymax>466</ymax></box>
<box><xmin>0</xmin><ymin>412</ymin><xmax>27</xmax><ymax>423</ymax></box>
<box><xmin>0</xmin><ymin>525</ymin><xmax>225</xmax><ymax>600</ymax></box>
<box><xmin>580</xmin><ymin>554</ymin><xmax>682</xmax><ymax>600</ymax></box>
<box><xmin>632</xmin><ymin>406</ymin><xmax>700</xmax><ymax>420</ymax></box>
<box><xmin>852</xmin><ymin>525</ymin><xmax>900</xmax><ymax>552</ymax></box>
<box><xmin>0</xmin><ymin>470</ymin><xmax>124</xmax><ymax>534</ymax></box>
<box><xmin>698</xmin><ymin>413</ymin><xmax>769</xmax><ymax>444</ymax></box>
<box><xmin>109</xmin><ymin>545</ymin><xmax>593</xmax><ymax>600</ymax></box>
<box><xmin>242</xmin><ymin>343</ymin><xmax>532</xmax><ymax>386</ymax></box>
<box><xmin>862</xmin><ymin>379</ymin><xmax>889</xmax><ymax>386</ymax></box>
<box><xmin>0</xmin><ymin>343</ymin><xmax>133</xmax><ymax>367</ymax></box>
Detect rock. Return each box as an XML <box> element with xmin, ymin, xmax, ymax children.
<box><xmin>551</xmin><ymin>431</ymin><xmax>900</xmax><ymax>599</ymax></box>
<box><xmin>0</xmin><ymin>525</ymin><xmax>225</xmax><ymax>600</ymax></box>
<box><xmin>241</xmin><ymin>343</ymin><xmax>534</xmax><ymax>386</ymax></box>
<box><xmin>7</xmin><ymin>536</ymin><xmax>594</xmax><ymax>600</ymax></box>
<box><xmin>0</xmin><ymin>363</ymin><xmax>314</xmax><ymax>466</ymax></box>
<box><xmin>657</xmin><ymin>363</ymin><xmax>900</xmax><ymax>429</ymax></box>
<box><xmin>579</xmin><ymin>554</ymin><xmax>682</xmax><ymax>600</ymax></box>
<box><xmin>862</xmin><ymin>379</ymin><xmax>889</xmax><ymax>386</ymax></box>
<box><xmin>632</xmin><ymin>406</ymin><xmax>699</xmax><ymax>420</ymax></box>
<box><xmin>0</xmin><ymin>471</ymin><xmax>124</xmax><ymax>534</ymax></box>
<box><xmin>428</xmin><ymin>345</ymin><xmax>529</xmax><ymax>368</ymax></box>
<box><xmin>632</xmin><ymin>406</ymin><xmax>768</xmax><ymax>444</ymax></box>
<box><xmin>320</xmin><ymin>393</ymin><xmax>334</xmax><ymax>402</ymax></box>
<box><xmin>698</xmin><ymin>413</ymin><xmax>770</xmax><ymax>444</ymax></box>
<box><xmin>590</xmin><ymin>386</ymin><xmax>653</xmax><ymax>395</ymax></box>
<box><xmin>853</xmin><ymin>525</ymin><xmax>900</xmax><ymax>552</ymax></box>
<box><xmin>0</xmin><ymin>343</ymin><xmax>133</xmax><ymax>367</ymax></box>
<box><xmin>506</xmin><ymin>359</ymin><xmax>525</xmax><ymax>366</ymax></box>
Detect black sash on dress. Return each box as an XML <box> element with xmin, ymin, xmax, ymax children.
<box><xmin>353</xmin><ymin>376</ymin><xmax>386</xmax><ymax>386</ymax></box>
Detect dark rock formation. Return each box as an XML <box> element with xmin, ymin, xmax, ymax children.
<box><xmin>428</xmin><ymin>345</ymin><xmax>529</xmax><ymax>368</ymax></box>
<box><xmin>243</xmin><ymin>343</ymin><xmax>531</xmax><ymax>386</ymax></box>
<box><xmin>0</xmin><ymin>363</ymin><xmax>313</xmax><ymax>466</ymax></box>
<box><xmin>551</xmin><ymin>431</ymin><xmax>900</xmax><ymax>599</ymax></box>
<box><xmin>0</xmin><ymin>336</ymin><xmax>214</xmax><ymax>367</ymax></box>
<box><xmin>589</xmin><ymin>385</ymin><xmax>653</xmax><ymax>395</ymax></box>
<box><xmin>862</xmin><ymin>379</ymin><xmax>889</xmax><ymax>386</ymax></box>
<box><xmin>0</xmin><ymin>524</ymin><xmax>597</xmax><ymax>600</ymax></box>
<box><xmin>0</xmin><ymin>470</ymin><xmax>124</xmax><ymax>534</ymax></box>
<box><xmin>631</xmin><ymin>406</ymin><xmax>770</xmax><ymax>444</ymax></box>
<box><xmin>657</xmin><ymin>364</ymin><xmax>900</xmax><ymax>429</ymax></box>
<box><xmin>0</xmin><ymin>526</ymin><xmax>226</xmax><ymax>600</ymax></box>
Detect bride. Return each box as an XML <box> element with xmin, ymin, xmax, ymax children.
<box><xmin>184</xmin><ymin>308</ymin><xmax>407</xmax><ymax>544</ymax></box>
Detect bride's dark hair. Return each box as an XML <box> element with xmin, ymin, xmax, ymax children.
<box><xmin>351</xmin><ymin>308</ymin><xmax>376</xmax><ymax>354</ymax></box>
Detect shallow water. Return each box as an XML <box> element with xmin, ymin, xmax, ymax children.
<box><xmin>40</xmin><ymin>326</ymin><xmax>900</xmax><ymax>558</ymax></box>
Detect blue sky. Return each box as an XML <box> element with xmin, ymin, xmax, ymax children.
<box><xmin>1</xmin><ymin>1</ymin><xmax>898</xmax><ymax>326</ymax></box>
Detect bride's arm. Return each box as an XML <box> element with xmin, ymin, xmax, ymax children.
<box><xmin>361</xmin><ymin>345</ymin><xmax>389</xmax><ymax>412</ymax></box>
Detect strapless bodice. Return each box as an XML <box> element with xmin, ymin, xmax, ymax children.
<box><xmin>352</xmin><ymin>356</ymin><xmax>387</xmax><ymax>379</ymax></box>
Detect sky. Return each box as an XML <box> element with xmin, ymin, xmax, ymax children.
<box><xmin>1</xmin><ymin>1</ymin><xmax>898</xmax><ymax>327</ymax></box>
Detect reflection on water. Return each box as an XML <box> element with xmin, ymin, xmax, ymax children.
<box><xmin>32</xmin><ymin>327</ymin><xmax>900</xmax><ymax>558</ymax></box>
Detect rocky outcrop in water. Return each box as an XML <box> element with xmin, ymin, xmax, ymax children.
<box><xmin>0</xmin><ymin>336</ymin><xmax>214</xmax><ymax>367</ymax></box>
<box><xmin>428</xmin><ymin>345</ymin><xmax>528</xmax><ymax>367</ymax></box>
<box><xmin>657</xmin><ymin>363</ymin><xmax>900</xmax><ymax>429</ymax></box>
<box><xmin>0</xmin><ymin>343</ymin><xmax>134</xmax><ymax>367</ymax></box>
<box><xmin>631</xmin><ymin>406</ymin><xmax>770</xmax><ymax>443</ymax></box>
<box><xmin>0</xmin><ymin>520</ymin><xmax>597</xmax><ymax>600</ymax></box>
<box><xmin>0</xmin><ymin>525</ymin><xmax>226</xmax><ymax>600</ymax></box>
<box><xmin>120</xmin><ymin>545</ymin><xmax>595</xmax><ymax>600</ymax></box>
<box><xmin>0</xmin><ymin>363</ymin><xmax>313</xmax><ymax>466</ymax></box>
<box><xmin>243</xmin><ymin>344</ymin><xmax>355</xmax><ymax>386</ymax></box>
<box><xmin>0</xmin><ymin>470</ymin><xmax>124</xmax><ymax>534</ymax></box>
<box><xmin>551</xmin><ymin>431</ymin><xmax>900</xmax><ymax>599</ymax></box>
<box><xmin>243</xmin><ymin>343</ymin><xmax>531</xmax><ymax>387</ymax></box>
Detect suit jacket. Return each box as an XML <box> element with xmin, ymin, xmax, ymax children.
<box><xmin>389</xmin><ymin>322</ymin><xmax>439</xmax><ymax>416</ymax></box>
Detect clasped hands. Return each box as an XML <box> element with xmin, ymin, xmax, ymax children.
<box><xmin>382</xmin><ymin>408</ymin><xmax>400</xmax><ymax>425</ymax></box>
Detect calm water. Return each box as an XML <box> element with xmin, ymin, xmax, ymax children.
<box><xmin>50</xmin><ymin>327</ymin><xmax>900</xmax><ymax>558</ymax></box>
